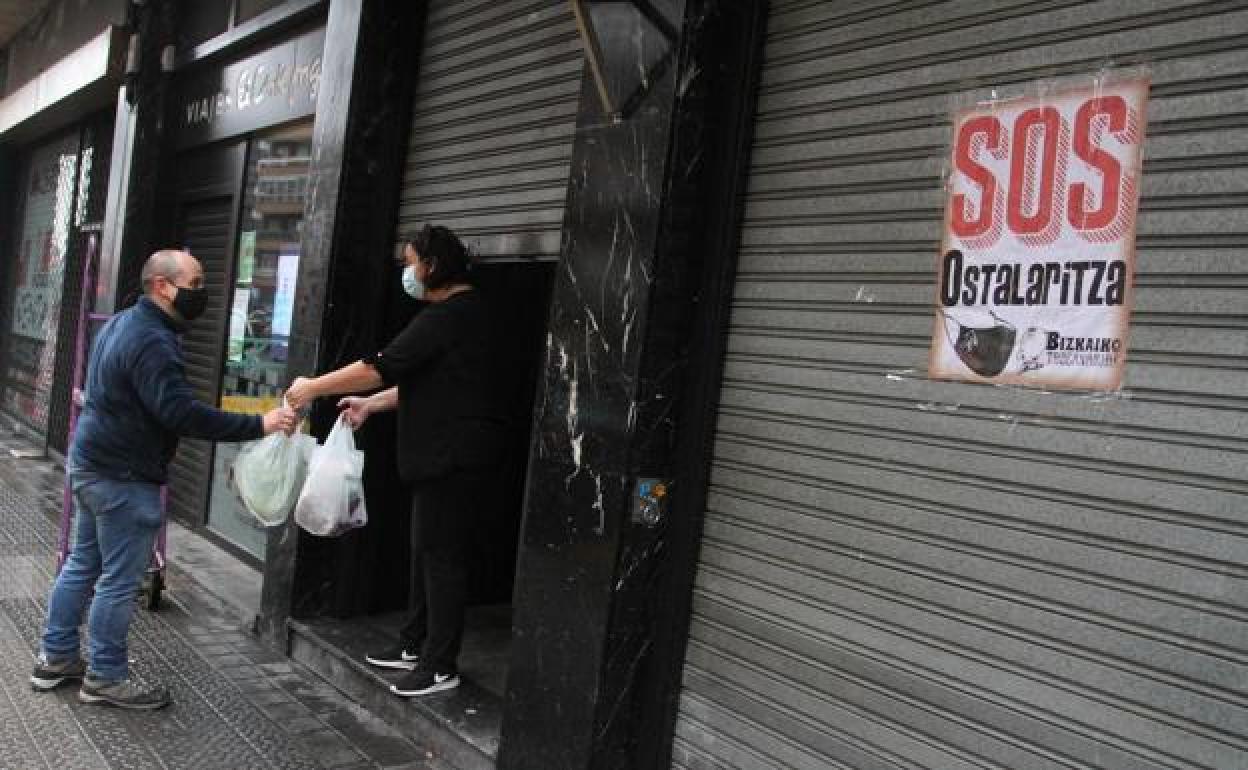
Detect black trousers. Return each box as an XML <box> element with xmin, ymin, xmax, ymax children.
<box><xmin>399</xmin><ymin>470</ymin><xmax>482</xmax><ymax>673</ymax></box>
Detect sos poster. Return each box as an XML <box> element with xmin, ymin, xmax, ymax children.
<box><xmin>929</xmin><ymin>73</ymin><xmax>1149</xmax><ymax>390</ymax></box>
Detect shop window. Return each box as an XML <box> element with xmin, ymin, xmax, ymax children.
<box><xmin>205</xmin><ymin>121</ymin><xmax>314</xmax><ymax>560</ymax></box>
<box><xmin>1</xmin><ymin>132</ymin><xmax>81</xmax><ymax>437</ymax></box>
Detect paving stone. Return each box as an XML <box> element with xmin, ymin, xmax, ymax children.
<box><xmin>236</xmin><ymin>678</ymin><xmax>285</xmax><ymax>694</ymax></box>
<box><xmin>220</xmin><ymin>664</ymin><xmax>267</xmax><ymax>682</ymax></box>
<box><xmin>251</xmin><ymin>690</ymin><xmax>299</xmax><ymax>707</ymax></box>
<box><xmin>0</xmin><ymin>441</ymin><xmax>432</xmax><ymax>769</ymax></box>
<box><xmin>260</xmin><ymin>699</ymin><xmax>315</xmax><ymax>721</ymax></box>
<box><xmin>324</xmin><ymin>705</ymin><xmax>431</xmax><ymax>767</ymax></box>
<box><xmin>281</xmin><ymin>715</ymin><xmax>329</xmax><ymax>734</ymax></box>
<box><xmin>241</xmin><ymin>647</ymin><xmax>289</xmax><ymax>665</ymax></box>
<box><xmin>296</xmin><ymin>729</ymin><xmax>368</xmax><ymax>767</ymax></box>
<box><xmin>199</xmin><ymin>652</ymin><xmax>251</xmax><ymax>667</ymax></box>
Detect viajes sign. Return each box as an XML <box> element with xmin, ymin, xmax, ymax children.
<box><xmin>929</xmin><ymin>71</ymin><xmax>1150</xmax><ymax>390</ymax></box>
<box><xmin>176</xmin><ymin>26</ymin><xmax>324</xmax><ymax>148</ymax></box>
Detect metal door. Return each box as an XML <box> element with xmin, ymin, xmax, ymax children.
<box><xmin>672</xmin><ymin>2</ymin><xmax>1248</xmax><ymax>768</ymax></box>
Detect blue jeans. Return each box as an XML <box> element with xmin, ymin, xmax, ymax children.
<box><xmin>41</xmin><ymin>472</ymin><xmax>162</xmax><ymax>681</ymax></box>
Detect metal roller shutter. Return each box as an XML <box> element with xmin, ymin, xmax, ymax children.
<box><xmin>164</xmin><ymin>142</ymin><xmax>243</xmax><ymax>527</ymax></box>
<box><xmin>167</xmin><ymin>194</ymin><xmax>237</xmax><ymax>529</ymax></box>
<box><xmin>673</xmin><ymin>2</ymin><xmax>1248</xmax><ymax>768</ymax></box>
<box><xmin>395</xmin><ymin>0</ymin><xmax>583</xmax><ymax>262</ymax></box>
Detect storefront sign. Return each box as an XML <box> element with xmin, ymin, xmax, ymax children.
<box><xmin>176</xmin><ymin>27</ymin><xmax>324</xmax><ymax>148</ymax></box>
<box><xmin>929</xmin><ymin>73</ymin><xmax>1149</xmax><ymax>391</ymax></box>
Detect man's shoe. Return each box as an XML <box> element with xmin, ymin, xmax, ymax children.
<box><xmin>364</xmin><ymin>644</ymin><xmax>420</xmax><ymax>671</ymax></box>
<box><xmin>30</xmin><ymin>654</ymin><xmax>87</xmax><ymax>691</ymax></box>
<box><xmin>79</xmin><ymin>676</ymin><xmax>171</xmax><ymax>710</ymax></box>
<box><xmin>391</xmin><ymin>667</ymin><xmax>460</xmax><ymax>697</ymax></box>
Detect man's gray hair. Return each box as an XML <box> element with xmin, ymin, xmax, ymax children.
<box><xmin>141</xmin><ymin>249</ymin><xmax>187</xmax><ymax>293</ymax></box>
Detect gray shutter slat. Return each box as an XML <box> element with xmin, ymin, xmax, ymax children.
<box><xmin>394</xmin><ymin>1</ymin><xmax>582</xmax><ymax>263</ymax></box>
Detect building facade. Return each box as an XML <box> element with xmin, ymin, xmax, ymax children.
<box><xmin>0</xmin><ymin>0</ymin><xmax>127</xmax><ymax>456</ymax></box>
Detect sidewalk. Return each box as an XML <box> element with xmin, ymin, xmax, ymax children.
<box><xmin>0</xmin><ymin>431</ymin><xmax>449</xmax><ymax>770</ymax></box>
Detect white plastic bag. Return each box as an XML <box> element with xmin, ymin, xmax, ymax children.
<box><xmin>232</xmin><ymin>431</ymin><xmax>317</xmax><ymax>526</ymax></box>
<box><xmin>294</xmin><ymin>414</ymin><xmax>368</xmax><ymax>536</ymax></box>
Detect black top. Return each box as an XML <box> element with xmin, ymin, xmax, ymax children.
<box><xmin>365</xmin><ymin>289</ymin><xmax>504</xmax><ymax>484</ymax></box>
<box><xmin>71</xmin><ymin>297</ymin><xmax>263</xmax><ymax>483</ymax></box>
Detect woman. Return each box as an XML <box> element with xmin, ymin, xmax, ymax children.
<box><xmin>285</xmin><ymin>224</ymin><xmax>502</xmax><ymax>697</ymax></box>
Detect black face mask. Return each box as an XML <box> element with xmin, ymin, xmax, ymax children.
<box><xmin>940</xmin><ymin>310</ymin><xmax>1017</xmax><ymax>378</ymax></box>
<box><xmin>173</xmin><ymin>286</ymin><xmax>208</xmax><ymax>322</ymax></box>
<box><xmin>952</xmin><ymin>321</ymin><xmax>1016</xmax><ymax>377</ymax></box>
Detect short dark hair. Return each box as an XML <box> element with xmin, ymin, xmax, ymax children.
<box><xmin>406</xmin><ymin>225</ymin><xmax>472</xmax><ymax>289</ymax></box>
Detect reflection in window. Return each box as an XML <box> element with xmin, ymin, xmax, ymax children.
<box><xmin>207</xmin><ymin>121</ymin><xmax>313</xmax><ymax>560</ymax></box>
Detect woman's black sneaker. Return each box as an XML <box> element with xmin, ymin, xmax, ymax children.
<box><xmin>79</xmin><ymin>676</ymin><xmax>171</xmax><ymax>710</ymax></box>
<box><xmin>364</xmin><ymin>644</ymin><xmax>420</xmax><ymax>670</ymax></box>
<box><xmin>391</xmin><ymin>667</ymin><xmax>460</xmax><ymax>697</ymax></box>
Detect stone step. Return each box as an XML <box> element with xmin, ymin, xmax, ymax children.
<box><xmin>288</xmin><ymin>617</ymin><xmax>501</xmax><ymax>770</ymax></box>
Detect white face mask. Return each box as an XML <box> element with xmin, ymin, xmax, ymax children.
<box><xmin>401</xmin><ymin>265</ymin><xmax>425</xmax><ymax>300</ymax></box>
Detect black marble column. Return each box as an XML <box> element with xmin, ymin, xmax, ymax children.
<box><xmin>98</xmin><ymin>0</ymin><xmax>179</xmax><ymax>312</ymax></box>
<box><xmin>498</xmin><ymin>2</ymin><xmax>768</xmax><ymax>768</ymax></box>
<box><xmin>258</xmin><ymin>0</ymin><xmax>425</xmax><ymax>645</ymax></box>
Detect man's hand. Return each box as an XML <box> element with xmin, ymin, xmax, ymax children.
<box><xmin>262</xmin><ymin>405</ymin><xmax>298</xmax><ymax>435</ymax></box>
<box><xmin>338</xmin><ymin>396</ymin><xmax>373</xmax><ymax>429</ymax></box>
<box><xmin>285</xmin><ymin>376</ymin><xmax>318</xmax><ymax>411</ymax></box>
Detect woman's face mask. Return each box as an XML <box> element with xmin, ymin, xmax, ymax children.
<box><xmin>401</xmin><ymin>264</ymin><xmax>425</xmax><ymax>300</ymax></box>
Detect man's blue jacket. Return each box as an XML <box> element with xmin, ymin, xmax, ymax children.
<box><xmin>69</xmin><ymin>296</ymin><xmax>263</xmax><ymax>483</ymax></box>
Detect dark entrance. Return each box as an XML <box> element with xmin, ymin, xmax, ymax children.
<box><xmin>270</xmin><ymin>2</ymin><xmax>582</xmax><ymax>764</ymax></box>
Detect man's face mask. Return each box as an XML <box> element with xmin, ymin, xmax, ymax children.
<box><xmin>940</xmin><ymin>310</ymin><xmax>1017</xmax><ymax>378</ymax></box>
<box><xmin>166</xmin><ymin>281</ymin><xmax>208</xmax><ymax>323</ymax></box>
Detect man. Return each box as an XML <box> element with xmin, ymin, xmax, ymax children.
<box><xmin>29</xmin><ymin>249</ymin><xmax>297</xmax><ymax>710</ymax></box>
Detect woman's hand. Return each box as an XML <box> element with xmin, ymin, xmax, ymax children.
<box><xmin>285</xmin><ymin>376</ymin><xmax>318</xmax><ymax>411</ymax></box>
<box><xmin>338</xmin><ymin>396</ymin><xmax>373</xmax><ymax>429</ymax></box>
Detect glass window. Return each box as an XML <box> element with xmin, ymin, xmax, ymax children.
<box><xmin>206</xmin><ymin>121</ymin><xmax>314</xmax><ymax>559</ymax></box>
<box><xmin>2</xmin><ymin>132</ymin><xmax>80</xmax><ymax>436</ymax></box>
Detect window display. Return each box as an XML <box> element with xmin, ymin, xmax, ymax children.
<box><xmin>2</xmin><ymin>132</ymin><xmax>81</xmax><ymax>435</ymax></box>
<box><xmin>206</xmin><ymin>122</ymin><xmax>313</xmax><ymax>559</ymax></box>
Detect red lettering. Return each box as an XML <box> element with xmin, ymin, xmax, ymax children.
<box><xmin>1007</xmin><ymin>107</ymin><xmax>1065</xmax><ymax>242</ymax></box>
<box><xmin>949</xmin><ymin>92</ymin><xmax>1139</xmax><ymax>248</ymax></box>
<box><xmin>1068</xmin><ymin>95</ymin><xmax>1126</xmax><ymax>232</ymax></box>
<box><xmin>950</xmin><ymin>116</ymin><xmax>1003</xmax><ymax>242</ymax></box>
